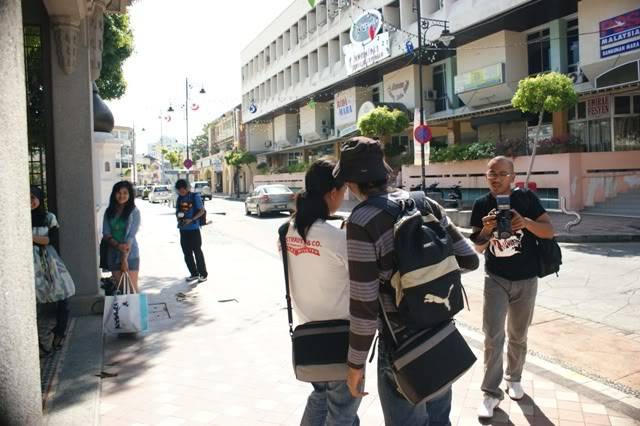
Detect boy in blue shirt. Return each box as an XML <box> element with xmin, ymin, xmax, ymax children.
<box><xmin>175</xmin><ymin>179</ymin><xmax>208</xmax><ymax>282</ymax></box>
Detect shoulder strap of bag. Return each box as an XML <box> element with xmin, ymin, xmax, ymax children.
<box><xmin>364</xmin><ymin>195</ymin><xmax>405</xmax><ymax>220</ymax></box>
<box><xmin>278</xmin><ymin>222</ymin><xmax>294</xmax><ymax>337</ymax></box>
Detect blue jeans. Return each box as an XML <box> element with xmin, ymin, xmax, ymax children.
<box><xmin>378</xmin><ymin>337</ymin><xmax>452</xmax><ymax>426</ymax></box>
<box><xmin>301</xmin><ymin>381</ymin><xmax>361</xmax><ymax>426</ymax></box>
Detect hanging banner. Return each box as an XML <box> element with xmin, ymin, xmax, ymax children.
<box><xmin>343</xmin><ymin>32</ymin><xmax>391</xmax><ymax>75</ymax></box>
<box><xmin>334</xmin><ymin>88</ymin><xmax>357</xmax><ymax>127</ymax></box>
<box><xmin>413</xmin><ymin>108</ymin><xmax>430</xmax><ymax>166</ymax></box>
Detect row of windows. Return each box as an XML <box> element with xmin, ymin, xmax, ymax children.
<box><xmin>242</xmin><ymin>0</ymin><xmax>352</xmax><ymax>83</ymax></box>
<box><xmin>245</xmin><ymin>15</ymin><xmax>581</xmax><ymax>112</ymax></box>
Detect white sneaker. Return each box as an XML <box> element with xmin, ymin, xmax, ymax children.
<box><xmin>477</xmin><ymin>396</ymin><xmax>500</xmax><ymax>419</ymax></box>
<box><xmin>506</xmin><ymin>381</ymin><xmax>525</xmax><ymax>400</ymax></box>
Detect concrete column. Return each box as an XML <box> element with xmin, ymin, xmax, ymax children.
<box><xmin>50</xmin><ymin>20</ymin><xmax>100</xmax><ymax>312</ymax></box>
<box><xmin>549</xmin><ymin>19</ymin><xmax>568</xmax><ymax>73</ymax></box>
<box><xmin>447</xmin><ymin>120</ymin><xmax>461</xmax><ymax>146</ymax></box>
<box><xmin>0</xmin><ymin>0</ymin><xmax>44</xmax><ymax>423</ymax></box>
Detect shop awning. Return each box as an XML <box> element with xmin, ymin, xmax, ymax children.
<box><xmin>265</xmin><ymin>130</ymin><xmax>358</xmax><ymax>156</ymax></box>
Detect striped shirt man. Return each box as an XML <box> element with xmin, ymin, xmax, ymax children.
<box><xmin>346</xmin><ymin>189</ymin><xmax>478</xmax><ymax>369</ymax></box>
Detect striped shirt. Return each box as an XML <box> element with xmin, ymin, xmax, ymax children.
<box><xmin>346</xmin><ymin>189</ymin><xmax>477</xmax><ymax>369</ymax></box>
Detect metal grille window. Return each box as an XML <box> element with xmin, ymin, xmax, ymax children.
<box><xmin>24</xmin><ymin>24</ymin><xmax>55</xmax><ymax>210</ymax></box>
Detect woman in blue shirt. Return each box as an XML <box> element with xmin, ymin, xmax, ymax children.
<box><xmin>102</xmin><ymin>181</ymin><xmax>141</xmax><ymax>292</ymax></box>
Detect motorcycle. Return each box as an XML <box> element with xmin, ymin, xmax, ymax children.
<box><xmin>443</xmin><ymin>181</ymin><xmax>463</xmax><ymax>209</ymax></box>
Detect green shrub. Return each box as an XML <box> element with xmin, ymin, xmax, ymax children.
<box><xmin>430</xmin><ymin>142</ymin><xmax>496</xmax><ymax>163</ymax></box>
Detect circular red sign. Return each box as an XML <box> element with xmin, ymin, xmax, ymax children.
<box><xmin>414</xmin><ymin>125</ymin><xmax>432</xmax><ymax>144</ymax></box>
<box><xmin>183</xmin><ymin>159</ymin><xmax>193</xmax><ymax>169</ymax></box>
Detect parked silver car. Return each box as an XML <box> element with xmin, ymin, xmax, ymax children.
<box><xmin>193</xmin><ymin>181</ymin><xmax>212</xmax><ymax>200</ymax></box>
<box><xmin>148</xmin><ymin>185</ymin><xmax>172</xmax><ymax>203</ymax></box>
<box><xmin>245</xmin><ymin>185</ymin><xmax>295</xmax><ymax>217</ymax></box>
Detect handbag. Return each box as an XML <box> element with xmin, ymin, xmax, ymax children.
<box><xmin>278</xmin><ymin>222</ymin><xmax>350</xmax><ymax>383</ymax></box>
<box><xmin>102</xmin><ymin>272</ymin><xmax>149</xmax><ymax>335</ymax></box>
<box><xmin>379</xmin><ymin>299</ymin><xmax>477</xmax><ymax>404</ymax></box>
<box><xmin>536</xmin><ymin>237</ymin><xmax>562</xmax><ymax>278</ymax></box>
<box><xmin>99</xmin><ymin>239</ymin><xmax>109</xmax><ymax>270</ymax></box>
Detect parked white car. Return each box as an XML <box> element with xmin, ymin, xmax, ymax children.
<box><xmin>192</xmin><ymin>181</ymin><xmax>212</xmax><ymax>201</ymax></box>
<box><xmin>148</xmin><ymin>185</ymin><xmax>172</xmax><ymax>203</ymax></box>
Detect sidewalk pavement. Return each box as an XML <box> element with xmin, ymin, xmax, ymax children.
<box><xmin>96</xmin><ymin>279</ymin><xmax>640</xmax><ymax>426</ymax></box>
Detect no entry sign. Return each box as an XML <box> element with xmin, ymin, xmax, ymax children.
<box><xmin>183</xmin><ymin>159</ymin><xmax>193</xmax><ymax>169</ymax></box>
<box><xmin>414</xmin><ymin>124</ymin><xmax>432</xmax><ymax>144</ymax></box>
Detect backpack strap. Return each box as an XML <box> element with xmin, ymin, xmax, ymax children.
<box><xmin>278</xmin><ymin>222</ymin><xmax>294</xmax><ymax>337</ymax></box>
<box><xmin>409</xmin><ymin>191</ymin><xmax>443</xmax><ymax>221</ymax></box>
<box><xmin>364</xmin><ymin>196</ymin><xmax>404</xmax><ymax>220</ymax></box>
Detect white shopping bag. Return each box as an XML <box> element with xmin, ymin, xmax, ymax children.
<box><xmin>103</xmin><ymin>273</ymin><xmax>149</xmax><ymax>334</ymax></box>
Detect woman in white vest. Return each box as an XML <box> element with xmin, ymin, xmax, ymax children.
<box><xmin>285</xmin><ymin>157</ymin><xmax>361</xmax><ymax>425</ymax></box>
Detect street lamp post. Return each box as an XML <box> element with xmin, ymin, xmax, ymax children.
<box><xmin>168</xmin><ymin>77</ymin><xmax>205</xmax><ymax>182</ymax></box>
<box><xmin>415</xmin><ymin>1</ymin><xmax>454</xmax><ymax>189</ymax></box>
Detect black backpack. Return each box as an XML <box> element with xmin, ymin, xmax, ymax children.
<box><xmin>514</xmin><ymin>189</ymin><xmax>562</xmax><ymax>278</ymax></box>
<box><xmin>177</xmin><ymin>192</ymin><xmax>207</xmax><ymax>227</ymax></box>
<box><xmin>362</xmin><ymin>192</ymin><xmax>465</xmax><ymax>329</ymax></box>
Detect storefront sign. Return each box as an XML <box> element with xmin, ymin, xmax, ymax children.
<box><xmin>454</xmin><ymin>63</ymin><xmax>504</xmax><ymax>94</ymax></box>
<box><xmin>600</xmin><ymin>8</ymin><xmax>640</xmax><ymax>58</ymax></box>
<box><xmin>357</xmin><ymin>101</ymin><xmax>376</xmax><ymax>121</ymax></box>
<box><xmin>343</xmin><ymin>32</ymin><xmax>391</xmax><ymax>75</ymax></box>
<box><xmin>334</xmin><ymin>88</ymin><xmax>356</xmax><ymax>127</ymax></box>
<box><xmin>338</xmin><ymin>124</ymin><xmax>358</xmax><ymax>137</ymax></box>
<box><xmin>350</xmin><ymin>9</ymin><xmax>382</xmax><ymax>44</ymax></box>
<box><xmin>212</xmin><ymin>158</ymin><xmax>222</xmax><ymax>172</ymax></box>
<box><xmin>587</xmin><ymin>96</ymin><xmax>610</xmax><ymax>119</ymax></box>
<box><xmin>386</xmin><ymin>80</ymin><xmax>410</xmax><ymax>102</ymax></box>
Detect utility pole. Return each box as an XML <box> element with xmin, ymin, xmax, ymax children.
<box><xmin>417</xmin><ymin>0</ymin><xmax>426</xmax><ymax>190</ymax></box>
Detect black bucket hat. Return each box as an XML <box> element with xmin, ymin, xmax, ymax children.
<box><xmin>332</xmin><ymin>137</ymin><xmax>391</xmax><ymax>183</ymax></box>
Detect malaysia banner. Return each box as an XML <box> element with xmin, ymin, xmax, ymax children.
<box><xmin>599</xmin><ymin>8</ymin><xmax>640</xmax><ymax>58</ymax></box>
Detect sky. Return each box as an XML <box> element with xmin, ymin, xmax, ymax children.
<box><xmin>106</xmin><ymin>0</ymin><xmax>293</xmax><ymax>154</ymax></box>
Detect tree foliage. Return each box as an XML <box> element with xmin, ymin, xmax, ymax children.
<box><xmin>511</xmin><ymin>72</ymin><xmax>577</xmax><ymax>184</ymax></box>
<box><xmin>96</xmin><ymin>13</ymin><xmax>134</xmax><ymax>100</ymax></box>
<box><xmin>512</xmin><ymin>72</ymin><xmax>577</xmax><ymax>115</ymax></box>
<box><xmin>357</xmin><ymin>107</ymin><xmax>410</xmax><ymax>139</ymax></box>
<box><xmin>224</xmin><ymin>149</ymin><xmax>256</xmax><ymax>167</ymax></box>
<box><xmin>161</xmin><ymin>147</ymin><xmax>184</xmax><ymax>169</ymax></box>
<box><xmin>191</xmin><ymin>123</ymin><xmax>211</xmax><ymax>161</ymax></box>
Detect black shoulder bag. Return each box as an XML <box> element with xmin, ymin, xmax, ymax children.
<box><xmin>516</xmin><ymin>189</ymin><xmax>562</xmax><ymax>277</ymax></box>
<box><xmin>277</xmin><ymin>222</ymin><xmax>350</xmax><ymax>383</ymax></box>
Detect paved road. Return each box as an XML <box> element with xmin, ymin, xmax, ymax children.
<box><xmin>198</xmin><ymin>197</ymin><xmax>640</xmax><ymax>335</ymax></box>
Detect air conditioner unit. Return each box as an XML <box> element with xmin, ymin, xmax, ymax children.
<box><xmin>425</xmin><ymin>89</ymin><xmax>437</xmax><ymax>100</ymax></box>
<box><xmin>568</xmin><ymin>70</ymin><xmax>585</xmax><ymax>84</ymax></box>
<box><xmin>321</xmin><ymin>126</ymin><xmax>330</xmax><ymax>136</ymax></box>
<box><xmin>264</xmin><ymin>140</ymin><xmax>272</xmax><ymax>148</ymax></box>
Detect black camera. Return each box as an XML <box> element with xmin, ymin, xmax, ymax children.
<box><xmin>495</xmin><ymin>195</ymin><xmax>512</xmax><ymax>239</ymax></box>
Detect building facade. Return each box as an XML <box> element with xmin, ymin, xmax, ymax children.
<box><xmin>240</xmin><ymin>0</ymin><xmax>640</xmax><ymax>211</ymax></box>
<box><xmin>196</xmin><ymin>105</ymin><xmax>249</xmax><ymax>195</ymax></box>
<box><xmin>112</xmin><ymin>125</ymin><xmax>134</xmax><ymax>177</ymax></box>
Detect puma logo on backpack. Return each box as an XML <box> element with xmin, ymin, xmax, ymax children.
<box><xmin>424</xmin><ymin>284</ymin><xmax>454</xmax><ymax>311</ymax></box>
<box><xmin>363</xmin><ymin>192</ymin><xmax>466</xmax><ymax>329</ymax></box>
